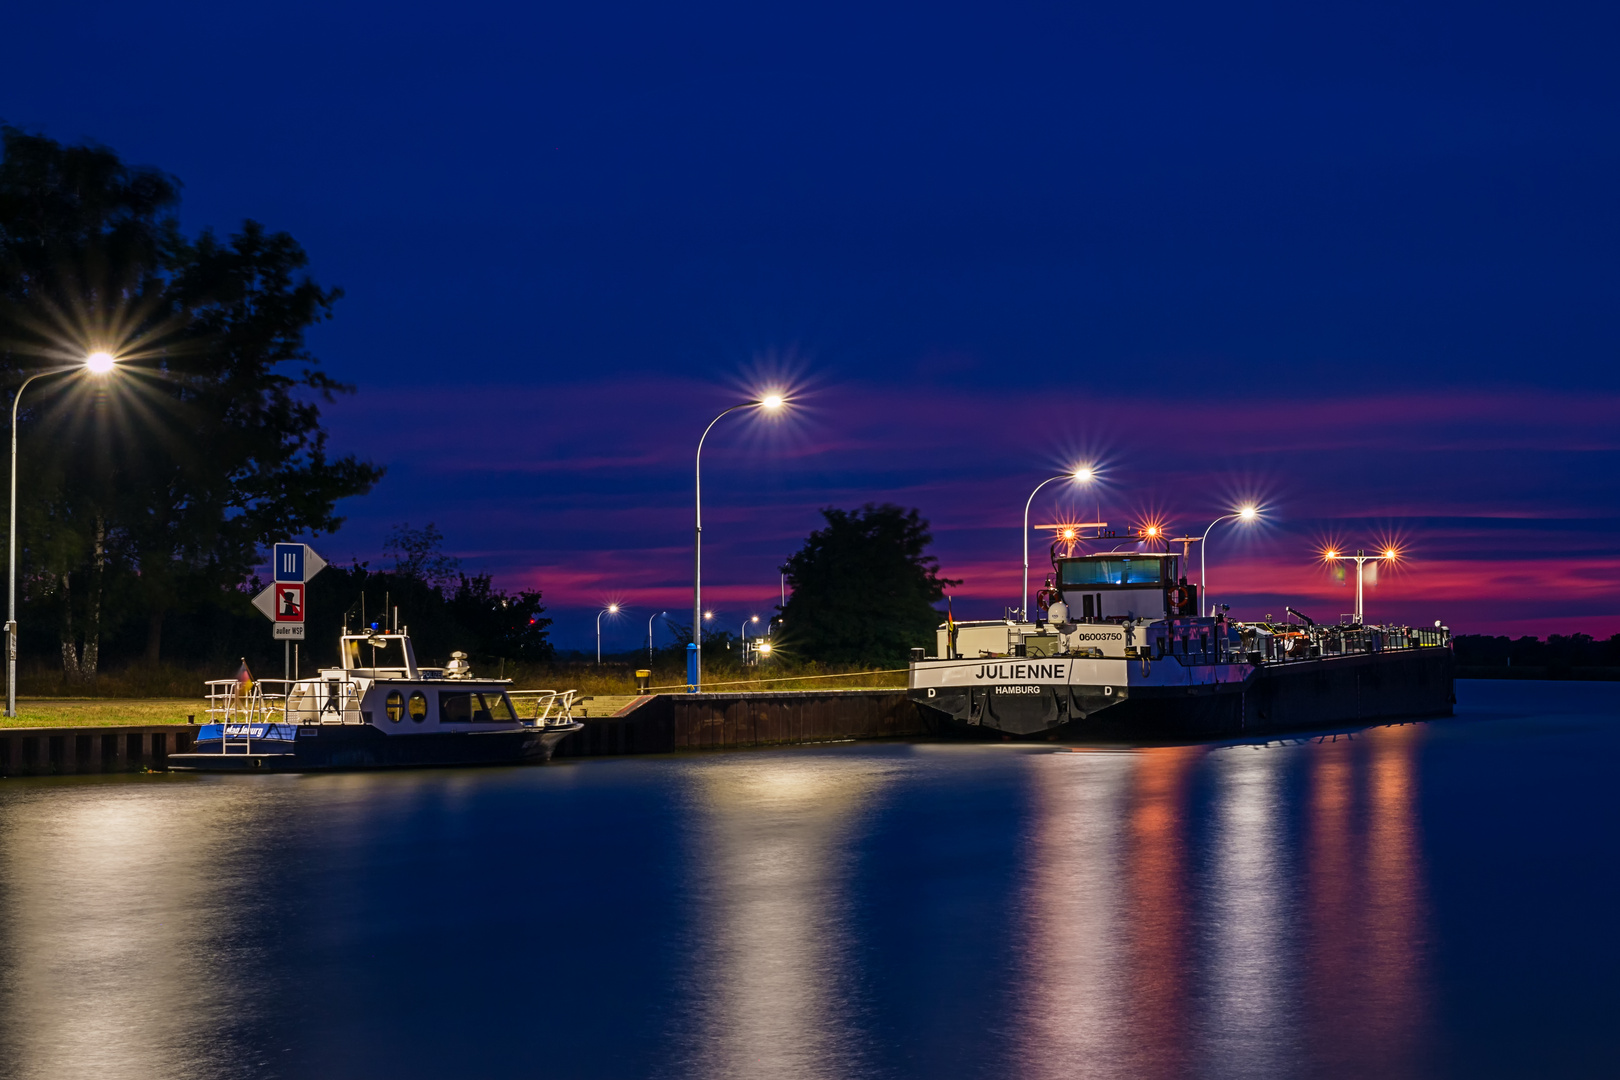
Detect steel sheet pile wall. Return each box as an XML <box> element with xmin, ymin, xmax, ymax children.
<box><xmin>671</xmin><ymin>689</ymin><xmax>922</xmax><ymax>750</ymax></box>
<box><xmin>0</xmin><ymin>726</ymin><xmax>196</xmax><ymax>776</ymax></box>
<box><xmin>552</xmin><ymin>690</ymin><xmax>923</xmax><ymax>758</ymax></box>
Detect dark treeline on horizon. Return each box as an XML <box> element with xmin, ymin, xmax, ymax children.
<box><xmin>1453</xmin><ymin>634</ymin><xmax>1620</xmax><ymax>674</ymax></box>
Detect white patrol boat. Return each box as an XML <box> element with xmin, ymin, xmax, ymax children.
<box><xmin>908</xmin><ymin>549</ymin><xmax>1453</xmax><ymax>740</ymax></box>
<box><xmin>169</xmin><ymin>627</ymin><xmax>584</xmax><ymax>772</ymax></box>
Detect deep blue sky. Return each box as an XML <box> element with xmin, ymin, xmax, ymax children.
<box><xmin>4</xmin><ymin>1</ymin><xmax>1617</xmax><ymax>648</ymax></box>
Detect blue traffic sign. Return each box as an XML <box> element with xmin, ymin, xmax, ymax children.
<box><xmin>273</xmin><ymin>543</ymin><xmax>304</xmax><ymax>583</ymax></box>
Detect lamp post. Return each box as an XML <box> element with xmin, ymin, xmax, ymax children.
<box><xmin>691</xmin><ymin>394</ymin><xmax>785</xmax><ymax>692</ymax></box>
<box><xmin>1022</xmin><ymin>467</ymin><xmax>1093</xmax><ymax>620</ymax></box>
<box><xmin>596</xmin><ymin>603</ymin><xmax>619</xmax><ymax>664</ymax></box>
<box><xmin>648</xmin><ymin>610</ymin><xmax>666</xmax><ymax>661</ymax></box>
<box><xmin>1323</xmin><ymin>547</ymin><xmax>1396</xmax><ymax>625</ymax></box>
<box><xmin>8</xmin><ymin>353</ymin><xmax>118</xmax><ymax>717</ymax></box>
<box><xmin>741</xmin><ymin>614</ymin><xmax>759</xmax><ymax>643</ymax></box>
<box><xmin>1198</xmin><ymin>506</ymin><xmax>1258</xmax><ymax>618</ymax></box>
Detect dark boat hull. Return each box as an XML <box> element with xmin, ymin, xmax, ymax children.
<box><xmin>913</xmin><ymin>647</ymin><xmax>1455</xmax><ymax>742</ymax></box>
<box><xmin>168</xmin><ymin>723</ymin><xmax>580</xmax><ymax>772</ymax></box>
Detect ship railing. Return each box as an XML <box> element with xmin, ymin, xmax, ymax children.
<box><xmin>1262</xmin><ymin>624</ymin><xmax>1449</xmax><ymax>662</ymax></box>
<box><xmin>507</xmin><ymin>689</ymin><xmax>579</xmax><ymax>727</ymax></box>
<box><xmin>203</xmin><ymin>677</ymin><xmax>367</xmax><ymax>753</ymax></box>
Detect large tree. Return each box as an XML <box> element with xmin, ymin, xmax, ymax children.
<box><xmin>0</xmin><ymin>126</ymin><xmax>382</xmax><ymax>677</ymax></box>
<box><xmin>777</xmin><ymin>503</ymin><xmax>960</xmax><ymax>666</ymax></box>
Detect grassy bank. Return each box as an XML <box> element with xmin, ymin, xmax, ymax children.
<box><xmin>1</xmin><ymin>699</ymin><xmax>201</xmax><ymax>729</ymax></box>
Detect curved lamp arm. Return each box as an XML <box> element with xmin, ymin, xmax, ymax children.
<box><xmin>692</xmin><ymin>403</ymin><xmax>753</xmax><ymax>690</ymax></box>
<box><xmin>1022</xmin><ymin>474</ymin><xmax>1072</xmax><ymax>620</ymax></box>
<box><xmin>1198</xmin><ymin>513</ymin><xmax>1247</xmax><ymax>618</ymax></box>
<box><xmin>9</xmin><ymin>367</ymin><xmax>81</xmax><ymax>718</ymax></box>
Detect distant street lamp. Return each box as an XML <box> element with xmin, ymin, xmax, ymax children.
<box><xmin>8</xmin><ymin>353</ymin><xmax>118</xmax><ymax>717</ymax></box>
<box><xmin>1323</xmin><ymin>547</ymin><xmax>1397</xmax><ymax>625</ymax></box>
<box><xmin>691</xmin><ymin>394</ymin><xmax>786</xmax><ymax>691</ymax></box>
<box><xmin>648</xmin><ymin>610</ymin><xmax>666</xmax><ymax>661</ymax></box>
<box><xmin>596</xmin><ymin>603</ymin><xmax>619</xmax><ymax>665</ymax></box>
<box><xmin>1022</xmin><ymin>467</ymin><xmax>1094</xmax><ymax>620</ymax></box>
<box><xmin>1198</xmin><ymin>506</ymin><xmax>1259</xmax><ymax>617</ymax></box>
<box><xmin>741</xmin><ymin>614</ymin><xmax>759</xmax><ymax>643</ymax></box>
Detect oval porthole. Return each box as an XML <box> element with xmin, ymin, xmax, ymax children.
<box><xmin>408</xmin><ymin>691</ymin><xmax>428</xmax><ymax>723</ymax></box>
<box><xmin>385</xmin><ymin>690</ymin><xmax>404</xmax><ymax>723</ymax></box>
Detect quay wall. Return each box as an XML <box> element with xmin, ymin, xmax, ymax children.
<box><xmin>0</xmin><ymin>726</ymin><xmax>197</xmax><ymax>777</ymax></box>
<box><xmin>0</xmin><ymin>691</ymin><xmax>924</xmax><ymax>774</ymax></box>
<box><xmin>552</xmin><ymin>689</ymin><xmax>923</xmax><ymax>758</ymax></box>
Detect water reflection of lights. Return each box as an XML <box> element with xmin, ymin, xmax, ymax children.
<box><xmin>1302</xmin><ymin>725</ymin><xmax>1429</xmax><ymax>1073</ymax></box>
<box><xmin>1009</xmin><ymin>729</ymin><xmax>1430</xmax><ymax>1077</ymax></box>
<box><xmin>1204</xmin><ymin>747</ymin><xmax>1297</xmax><ymax>1078</ymax></box>
<box><xmin>1122</xmin><ymin>746</ymin><xmax>1201</xmax><ymax>1079</ymax></box>
<box><xmin>677</xmin><ymin>755</ymin><xmax>892</xmax><ymax>1080</ymax></box>
<box><xmin>0</xmin><ymin>780</ymin><xmax>271</xmax><ymax>1079</ymax></box>
<box><xmin>1015</xmin><ymin>751</ymin><xmax>1133</xmax><ymax>1079</ymax></box>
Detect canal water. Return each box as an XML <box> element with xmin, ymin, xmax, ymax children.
<box><xmin>0</xmin><ymin>680</ymin><xmax>1614</xmax><ymax>1079</ymax></box>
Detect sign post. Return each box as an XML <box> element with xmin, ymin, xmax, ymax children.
<box><xmin>253</xmin><ymin>543</ymin><xmax>327</xmax><ymax>680</ymax></box>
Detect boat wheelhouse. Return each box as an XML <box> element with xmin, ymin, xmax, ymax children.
<box><xmin>168</xmin><ymin>629</ymin><xmax>583</xmax><ymax>772</ymax></box>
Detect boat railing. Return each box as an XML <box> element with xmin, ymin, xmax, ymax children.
<box><xmin>1261</xmin><ymin>623</ymin><xmax>1450</xmax><ymax>663</ymax></box>
<box><xmin>204</xmin><ymin>676</ymin><xmax>369</xmax><ymax>741</ymax></box>
<box><xmin>507</xmin><ymin>689</ymin><xmax>579</xmax><ymax>727</ymax></box>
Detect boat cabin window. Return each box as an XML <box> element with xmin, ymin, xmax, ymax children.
<box><xmin>439</xmin><ymin>691</ymin><xmax>515</xmax><ymax>723</ymax></box>
<box><xmin>408</xmin><ymin>692</ymin><xmax>428</xmax><ymax>722</ymax></box>
<box><xmin>348</xmin><ymin>636</ymin><xmax>410</xmax><ymax>671</ymax></box>
<box><xmin>1060</xmin><ymin>557</ymin><xmax>1167</xmax><ymax>587</ymax></box>
<box><xmin>385</xmin><ymin>691</ymin><xmax>404</xmax><ymax>723</ymax></box>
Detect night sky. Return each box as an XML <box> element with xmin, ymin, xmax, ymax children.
<box><xmin>4</xmin><ymin>1</ymin><xmax>1616</xmax><ymax>650</ymax></box>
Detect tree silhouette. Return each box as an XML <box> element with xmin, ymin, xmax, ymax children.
<box><xmin>778</xmin><ymin>503</ymin><xmax>959</xmax><ymax>666</ymax></box>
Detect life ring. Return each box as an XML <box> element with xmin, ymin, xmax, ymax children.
<box><xmin>1168</xmin><ymin>587</ymin><xmax>1187</xmax><ymax>610</ymax></box>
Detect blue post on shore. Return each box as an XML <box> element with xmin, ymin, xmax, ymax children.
<box><xmin>686</xmin><ymin>642</ymin><xmax>698</xmax><ymax>693</ymax></box>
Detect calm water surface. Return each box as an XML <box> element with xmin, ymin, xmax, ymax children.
<box><xmin>1</xmin><ymin>680</ymin><xmax>1615</xmax><ymax>1079</ymax></box>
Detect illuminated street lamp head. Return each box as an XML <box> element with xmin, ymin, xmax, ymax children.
<box><xmin>1382</xmin><ymin>547</ymin><xmax>1398</xmax><ymax>560</ymax></box>
<box><xmin>607</xmin><ymin>603</ymin><xmax>619</xmax><ymax>614</ymax></box>
<box><xmin>759</xmin><ymin>394</ymin><xmax>784</xmax><ymax>410</ymax></box>
<box><xmin>1238</xmin><ymin>505</ymin><xmax>1258</xmax><ymax>521</ymax></box>
<box><xmin>84</xmin><ymin>351</ymin><xmax>116</xmax><ymax>375</ymax></box>
<box><xmin>750</xmin><ymin>615</ymin><xmax>759</xmax><ymax>623</ymax></box>
<box><xmin>703</xmin><ymin>610</ymin><xmax>713</xmax><ymax>619</ymax></box>
<box><xmin>1324</xmin><ymin>549</ymin><xmax>1339</xmax><ymax>560</ymax></box>
<box><xmin>1072</xmin><ymin>466</ymin><xmax>1093</xmax><ymax>482</ymax></box>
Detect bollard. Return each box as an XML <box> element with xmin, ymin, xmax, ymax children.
<box><xmin>636</xmin><ymin>669</ymin><xmax>651</xmax><ymax>693</ymax></box>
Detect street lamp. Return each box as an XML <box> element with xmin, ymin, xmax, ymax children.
<box><xmin>691</xmin><ymin>393</ymin><xmax>786</xmax><ymax>691</ymax></box>
<box><xmin>1198</xmin><ymin>506</ymin><xmax>1258</xmax><ymax>618</ymax></box>
<box><xmin>596</xmin><ymin>603</ymin><xmax>619</xmax><ymax>665</ymax></box>
<box><xmin>741</xmin><ymin>614</ymin><xmax>759</xmax><ymax>643</ymax></box>
<box><xmin>1323</xmin><ymin>547</ymin><xmax>1397</xmax><ymax>625</ymax></box>
<box><xmin>647</xmin><ymin>610</ymin><xmax>666</xmax><ymax>661</ymax></box>
<box><xmin>1022</xmin><ymin>467</ymin><xmax>1093</xmax><ymax>619</ymax></box>
<box><xmin>8</xmin><ymin>353</ymin><xmax>118</xmax><ymax>717</ymax></box>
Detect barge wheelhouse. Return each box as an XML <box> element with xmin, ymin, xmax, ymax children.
<box><xmin>169</xmin><ymin>630</ymin><xmax>584</xmax><ymax>772</ymax></box>
<box><xmin>908</xmin><ymin>549</ymin><xmax>1454</xmax><ymax>741</ymax></box>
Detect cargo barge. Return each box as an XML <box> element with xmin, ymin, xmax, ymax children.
<box><xmin>908</xmin><ymin>547</ymin><xmax>1453</xmax><ymax>740</ymax></box>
